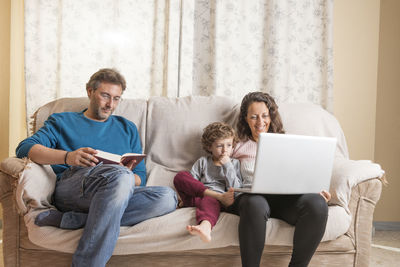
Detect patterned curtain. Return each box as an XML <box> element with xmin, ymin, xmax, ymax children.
<box><xmin>25</xmin><ymin>0</ymin><xmax>333</xmax><ymax>126</ymax></box>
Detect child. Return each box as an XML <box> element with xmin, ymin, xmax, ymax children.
<box><xmin>174</xmin><ymin>122</ymin><xmax>243</xmax><ymax>242</ymax></box>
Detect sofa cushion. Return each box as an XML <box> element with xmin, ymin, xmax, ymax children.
<box><xmin>0</xmin><ymin>157</ymin><xmax>56</xmax><ymax>214</ymax></box>
<box><xmin>31</xmin><ymin>97</ymin><xmax>148</xmax><ymax>151</ymax></box>
<box><xmin>329</xmin><ymin>158</ymin><xmax>385</xmax><ymax>212</ymax></box>
<box><xmin>279</xmin><ymin>103</ymin><xmax>349</xmax><ymax>159</ymax></box>
<box><xmin>145</xmin><ymin>96</ymin><xmax>237</xmax><ymax>187</ymax></box>
<box><xmin>32</xmin><ymin>97</ymin><xmax>89</xmax><ymax>134</ymax></box>
<box><xmin>22</xmin><ymin>203</ymin><xmax>353</xmax><ymax>255</ymax></box>
<box><xmin>1</xmin><ymin>95</ymin><xmax>384</xmax><ymax>258</ymax></box>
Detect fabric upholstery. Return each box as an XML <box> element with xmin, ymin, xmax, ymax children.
<box><xmin>145</xmin><ymin>96</ymin><xmax>237</xmax><ymax>187</ymax></box>
<box><xmin>0</xmin><ymin>96</ymin><xmax>384</xmax><ymax>267</ymax></box>
<box><xmin>279</xmin><ymin>103</ymin><xmax>349</xmax><ymax>159</ymax></box>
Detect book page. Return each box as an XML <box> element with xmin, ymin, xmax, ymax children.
<box><xmin>95</xmin><ymin>150</ymin><xmax>146</xmax><ymax>168</ymax></box>
<box><xmin>95</xmin><ymin>150</ymin><xmax>121</xmax><ymax>164</ymax></box>
<box><xmin>120</xmin><ymin>154</ymin><xmax>146</xmax><ymax>167</ymax></box>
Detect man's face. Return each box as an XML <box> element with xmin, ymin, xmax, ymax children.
<box><xmin>86</xmin><ymin>82</ymin><xmax>122</xmax><ymax>121</ymax></box>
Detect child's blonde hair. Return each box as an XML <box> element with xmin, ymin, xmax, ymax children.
<box><xmin>201</xmin><ymin>122</ymin><xmax>239</xmax><ymax>154</ymax></box>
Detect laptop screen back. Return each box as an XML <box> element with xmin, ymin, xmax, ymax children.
<box><xmin>251</xmin><ymin>133</ymin><xmax>336</xmax><ymax>194</ymax></box>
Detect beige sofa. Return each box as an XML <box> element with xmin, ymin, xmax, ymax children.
<box><xmin>0</xmin><ymin>96</ymin><xmax>385</xmax><ymax>267</ymax></box>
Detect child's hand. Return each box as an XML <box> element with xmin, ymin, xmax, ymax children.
<box><xmin>219</xmin><ymin>155</ymin><xmax>231</xmax><ymax>165</ymax></box>
<box><xmin>320</xmin><ymin>190</ymin><xmax>331</xmax><ymax>202</ymax></box>
<box><xmin>219</xmin><ymin>187</ymin><xmax>235</xmax><ymax>207</ymax></box>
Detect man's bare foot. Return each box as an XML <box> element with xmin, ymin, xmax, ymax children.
<box><xmin>186</xmin><ymin>220</ymin><xmax>212</xmax><ymax>242</ymax></box>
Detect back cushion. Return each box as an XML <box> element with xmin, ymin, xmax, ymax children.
<box><xmin>279</xmin><ymin>103</ymin><xmax>349</xmax><ymax>159</ymax></box>
<box><xmin>32</xmin><ymin>97</ymin><xmax>89</xmax><ymax>134</ymax></box>
<box><xmin>32</xmin><ymin>97</ymin><xmax>148</xmax><ymax>151</ymax></box>
<box><xmin>145</xmin><ymin>96</ymin><xmax>237</xmax><ymax>187</ymax></box>
<box><xmin>113</xmin><ymin>99</ymin><xmax>147</xmax><ymax>151</ymax></box>
<box><xmin>32</xmin><ymin>96</ymin><xmax>349</xmax><ymax>188</ymax></box>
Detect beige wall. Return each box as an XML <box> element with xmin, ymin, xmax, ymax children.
<box><xmin>333</xmin><ymin>0</ymin><xmax>380</xmax><ymax>161</ymax></box>
<box><xmin>9</xmin><ymin>0</ymin><xmax>26</xmax><ymax>158</ymax></box>
<box><xmin>0</xmin><ymin>0</ymin><xmax>25</xmax><ymax>162</ymax></box>
<box><xmin>374</xmin><ymin>0</ymin><xmax>400</xmax><ymax>222</ymax></box>
<box><xmin>0</xmin><ymin>0</ymin><xmax>11</xmax><ymax>223</ymax></box>
<box><xmin>0</xmin><ymin>1</ymin><xmax>398</xmax><ymax>222</ymax></box>
<box><xmin>0</xmin><ymin>0</ymin><xmax>11</xmax><ymax>161</ymax></box>
<box><xmin>334</xmin><ymin>0</ymin><xmax>399</xmax><ymax>222</ymax></box>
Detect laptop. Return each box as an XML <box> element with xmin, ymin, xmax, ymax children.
<box><xmin>235</xmin><ymin>133</ymin><xmax>337</xmax><ymax>194</ymax></box>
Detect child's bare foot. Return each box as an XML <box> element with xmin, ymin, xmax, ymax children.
<box><xmin>186</xmin><ymin>220</ymin><xmax>212</xmax><ymax>242</ymax></box>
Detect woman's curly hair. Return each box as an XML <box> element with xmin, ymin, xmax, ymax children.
<box><xmin>201</xmin><ymin>122</ymin><xmax>239</xmax><ymax>154</ymax></box>
<box><xmin>237</xmin><ymin>92</ymin><xmax>285</xmax><ymax>141</ymax></box>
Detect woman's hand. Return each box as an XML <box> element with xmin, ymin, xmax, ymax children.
<box><xmin>320</xmin><ymin>190</ymin><xmax>331</xmax><ymax>202</ymax></box>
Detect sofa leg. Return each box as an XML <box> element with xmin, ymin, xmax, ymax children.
<box><xmin>1</xmin><ymin>192</ymin><xmax>20</xmax><ymax>267</ymax></box>
<box><xmin>353</xmin><ymin>197</ymin><xmax>377</xmax><ymax>267</ymax></box>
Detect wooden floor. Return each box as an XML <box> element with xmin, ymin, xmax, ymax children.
<box><xmin>370</xmin><ymin>230</ymin><xmax>400</xmax><ymax>266</ymax></box>
<box><xmin>0</xmin><ymin>229</ymin><xmax>399</xmax><ymax>266</ymax></box>
<box><xmin>0</xmin><ymin>226</ymin><xmax>3</xmax><ymax>267</ymax></box>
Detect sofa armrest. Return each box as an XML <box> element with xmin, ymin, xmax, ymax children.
<box><xmin>0</xmin><ymin>171</ymin><xmax>13</xmax><ymax>199</ymax></box>
<box><xmin>346</xmin><ymin>177</ymin><xmax>383</xmax><ymax>267</ymax></box>
<box><xmin>0</xmin><ymin>157</ymin><xmax>56</xmax><ymax>214</ymax></box>
<box><xmin>329</xmin><ymin>158</ymin><xmax>384</xmax><ymax>211</ymax></box>
<box><xmin>326</xmin><ymin>157</ymin><xmax>384</xmax><ymax>267</ymax></box>
<box><xmin>0</xmin><ymin>157</ymin><xmax>28</xmax><ymax>200</ymax></box>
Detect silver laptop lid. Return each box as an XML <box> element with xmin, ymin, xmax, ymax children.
<box><xmin>250</xmin><ymin>133</ymin><xmax>337</xmax><ymax>194</ymax></box>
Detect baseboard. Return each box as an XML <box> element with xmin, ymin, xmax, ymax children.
<box><xmin>373</xmin><ymin>221</ymin><xmax>400</xmax><ymax>231</ymax></box>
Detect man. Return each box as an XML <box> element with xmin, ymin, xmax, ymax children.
<box><xmin>16</xmin><ymin>68</ymin><xmax>177</xmax><ymax>267</ymax></box>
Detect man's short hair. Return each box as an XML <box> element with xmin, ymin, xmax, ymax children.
<box><xmin>86</xmin><ymin>68</ymin><xmax>127</xmax><ymax>91</ymax></box>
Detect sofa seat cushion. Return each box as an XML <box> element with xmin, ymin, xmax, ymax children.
<box><xmin>4</xmin><ymin>157</ymin><xmax>383</xmax><ymax>256</ymax></box>
<box><xmin>23</xmin><ymin>204</ymin><xmax>352</xmax><ymax>255</ymax></box>
<box><xmin>20</xmin><ymin>215</ymin><xmax>355</xmax><ymax>255</ymax></box>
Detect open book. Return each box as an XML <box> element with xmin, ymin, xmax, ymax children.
<box><xmin>95</xmin><ymin>150</ymin><xmax>146</xmax><ymax>168</ymax></box>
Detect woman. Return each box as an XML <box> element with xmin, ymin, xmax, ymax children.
<box><xmin>228</xmin><ymin>92</ymin><xmax>331</xmax><ymax>267</ymax></box>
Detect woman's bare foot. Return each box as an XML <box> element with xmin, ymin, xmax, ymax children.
<box><xmin>186</xmin><ymin>220</ymin><xmax>212</xmax><ymax>242</ymax></box>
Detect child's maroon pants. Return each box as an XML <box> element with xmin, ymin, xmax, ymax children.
<box><xmin>173</xmin><ymin>171</ymin><xmax>221</xmax><ymax>227</ymax></box>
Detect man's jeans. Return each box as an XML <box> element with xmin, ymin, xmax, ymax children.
<box><xmin>54</xmin><ymin>164</ymin><xmax>177</xmax><ymax>267</ymax></box>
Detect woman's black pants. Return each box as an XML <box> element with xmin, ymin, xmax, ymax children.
<box><xmin>226</xmin><ymin>193</ymin><xmax>328</xmax><ymax>267</ymax></box>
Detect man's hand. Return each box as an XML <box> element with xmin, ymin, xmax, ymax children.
<box><xmin>28</xmin><ymin>144</ymin><xmax>98</xmax><ymax>166</ymax></box>
<box><xmin>121</xmin><ymin>159</ymin><xmax>141</xmax><ymax>186</ymax></box>
<box><xmin>122</xmin><ymin>159</ymin><xmax>138</xmax><ymax>170</ymax></box>
<box><xmin>66</xmin><ymin>147</ymin><xmax>99</xmax><ymax>167</ymax></box>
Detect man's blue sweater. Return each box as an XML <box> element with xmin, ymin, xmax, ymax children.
<box><xmin>16</xmin><ymin>110</ymin><xmax>146</xmax><ymax>186</ymax></box>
